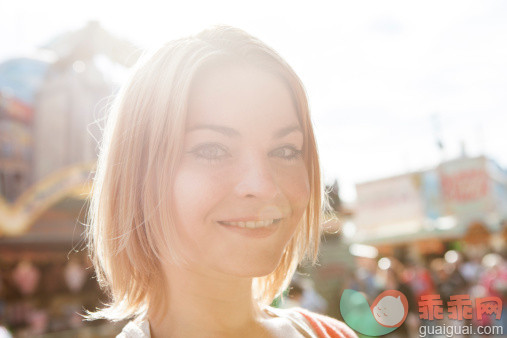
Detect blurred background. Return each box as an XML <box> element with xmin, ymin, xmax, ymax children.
<box><xmin>1</xmin><ymin>1</ymin><xmax>506</xmax><ymax>337</ymax></box>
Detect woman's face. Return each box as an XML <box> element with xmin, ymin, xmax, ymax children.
<box><xmin>170</xmin><ymin>64</ymin><xmax>310</xmax><ymax>277</ymax></box>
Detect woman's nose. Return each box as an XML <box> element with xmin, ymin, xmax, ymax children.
<box><xmin>234</xmin><ymin>153</ymin><xmax>280</xmax><ymax>200</ymax></box>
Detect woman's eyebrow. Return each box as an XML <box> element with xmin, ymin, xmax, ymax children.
<box><xmin>186</xmin><ymin>124</ymin><xmax>240</xmax><ymax>137</ymax></box>
<box><xmin>273</xmin><ymin>125</ymin><xmax>303</xmax><ymax>139</ymax></box>
<box><xmin>186</xmin><ymin>123</ymin><xmax>302</xmax><ymax>138</ymax></box>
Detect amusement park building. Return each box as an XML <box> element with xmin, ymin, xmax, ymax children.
<box><xmin>0</xmin><ymin>22</ymin><xmax>138</xmax><ymax>336</ymax></box>
<box><xmin>352</xmin><ymin>155</ymin><xmax>507</xmax><ymax>259</ymax></box>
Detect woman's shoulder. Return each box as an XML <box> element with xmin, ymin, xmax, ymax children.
<box><xmin>115</xmin><ymin>307</ymin><xmax>357</xmax><ymax>338</ymax></box>
<box><xmin>291</xmin><ymin>307</ymin><xmax>358</xmax><ymax>338</ymax></box>
<box><xmin>116</xmin><ymin>318</ymin><xmax>150</xmax><ymax>338</ymax></box>
<box><xmin>264</xmin><ymin>305</ymin><xmax>358</xmax><ymax>338</ymax></box>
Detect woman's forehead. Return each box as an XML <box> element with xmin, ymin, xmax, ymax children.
<box><xmin>186</xmin><ymin>65</ymin><xmax>300</xmax><ymax>132</ymax></box>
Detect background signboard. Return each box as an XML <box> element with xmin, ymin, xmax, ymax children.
<box><xmin>355</xmin><ymin>173</ymin><xmax>425</xmax><ymax>239</ymax></box>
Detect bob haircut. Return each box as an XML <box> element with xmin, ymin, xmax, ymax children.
<box><xmin>86</xmin><ymin>25</ymin><xmax>324</xmax><ymax>322</ymax></box>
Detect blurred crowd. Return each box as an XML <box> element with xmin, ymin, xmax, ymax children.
<box><xmin>0</xmin><ymin>254</ymin><xmax>123</xmax><ymax>337</ymax></box>
<box><xmin>282</xmin><ymin>248</ymin><xmax>507</xmax><ymax>337</ymax></box>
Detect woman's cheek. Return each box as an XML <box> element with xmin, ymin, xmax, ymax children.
<box><xmin>279</xmin><ymin>164</ymin><xmax>310</xmax><ymax>212</ymax></box>
<box><xmin>172</xmin><ymin>163</ymin><xmax>228</xmax><ymax>225</ymax></box>
<box><xmin>180</xmin><ymin>157</ymin><xmax>232</xmax><ymax>185</ymax></box>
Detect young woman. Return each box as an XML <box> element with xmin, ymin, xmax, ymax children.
<box><xmin>86</xmin><ymin>25</ymin><xmax>357</xmax><ymax>338</ymax></box>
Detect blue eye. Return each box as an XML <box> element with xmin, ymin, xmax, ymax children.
<box><xmin>189</xmin><ymin>143</ymin><xmax>230</xmax><ymax>162</ymax></box>
<box><xmin>269</xmin><ymin>146</ymin><xmax>303</xmax><ymax>161</ymax></box>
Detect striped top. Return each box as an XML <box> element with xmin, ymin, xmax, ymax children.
<box><xmin>117</xmin><ymin>306</ymin><xmax>357</xmax><ymax>338</ymax></box>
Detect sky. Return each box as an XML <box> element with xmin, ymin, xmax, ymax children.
<box><xmin>1</xmin><ymin>0</ymin><xmax>506</xmax><ymax>201</ymax></box>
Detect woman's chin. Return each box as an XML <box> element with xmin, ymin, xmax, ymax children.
<box><xmin>220</xmin><ymin>258</ymin><xmax>282</xmax><ymax>278</ymax></box>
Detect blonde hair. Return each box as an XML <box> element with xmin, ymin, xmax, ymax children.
<box><xmin>86</xmin><ymin>25</ymin><xmax>323</xmax><ymax>322</ymax></box>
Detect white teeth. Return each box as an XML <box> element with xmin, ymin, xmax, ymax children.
<box><xmin>220</xmin><ymin>219</ymin><xmax>278</xmax><ymax>228</ymax></box>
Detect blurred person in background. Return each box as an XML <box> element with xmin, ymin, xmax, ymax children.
<box><xmin>382</xmin><ymin>265</ymin><xmax>419</xmax><ymax>337</ymax></box>
<box><xmin>298</xmin><ymin>278</ymin><xmax>328</xmax><ymax>314</ymax></box>
<box><xmin>84</xmin><ymin>26</ymin><xmax>357</xmax><ymax>337</ymax></box>
<box><xmin>459</xmin><ymin>253</ymin><xmax>483</xmax><ymax>289</ymax></box>
<box><xmin>476</xmin><ymin>253</ymin><xmax>507</xmax><ymax>332</ymax></box>
<box><xmin>281</xmin><ymin>277</ymin><xmax>328</xmax><ymax>314</ymax></box>
<box><xmin>430</xmin><ymin>258</ymin><xmax>467</xmax><ymax>302</ymax></box>
<box><xmin>349</xmin><ymin>258</ymin><xmax>381</xmax><ymax>304</ymax></box>
<box><xmin>404</xmin><ymin>260</ymin><xmax>436</xmax><ymax>301</ymax></box>
<box><xmin>281</xmin><ymin>281</ymin><xmax>305</xmax><ymax>309</ymax></box>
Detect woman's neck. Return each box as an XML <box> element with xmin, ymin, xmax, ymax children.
<box><xmin>148</xmin><ymin>262</ymin><xmax>269</xmax><ymax>337</ymax></box>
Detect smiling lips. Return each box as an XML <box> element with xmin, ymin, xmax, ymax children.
<box><xmin>218</xmin><ymin>218</ymin><xmax>282</xmax><ymax>229</ymax></box>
